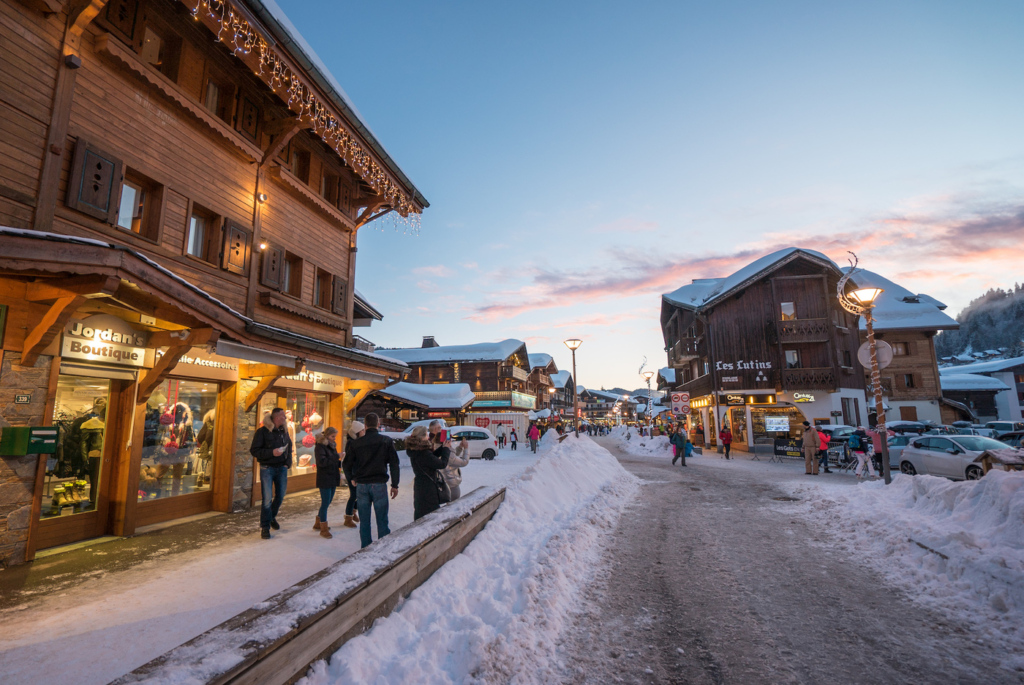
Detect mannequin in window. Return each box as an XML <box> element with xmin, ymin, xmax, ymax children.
<box><xmin>195</xmin><ymin>409</ymin><xmax>215</xmax><ymax>488</ymax></box>
<box><xmin>78</xmin><ymin>397</ymin><xmax>108</xmax><ymax>505</ymax></box>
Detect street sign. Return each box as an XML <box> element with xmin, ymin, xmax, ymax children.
<box><xmin>858</xmin><ymin>340</ymin><xmax>893</xmax><ymax>370</ymax></box>
<box><xmin>670</xmin><ymin>392</ymin><xmax>690</xmax><ymax>415</ymax></box>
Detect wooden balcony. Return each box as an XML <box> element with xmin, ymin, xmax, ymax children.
<box><xmin>536</xmin><ymin>373</ymin><xmax>552</xmax><ymax>386</ymax></box>
<box><xmin>669</xmin><ymin>337</ymin><xmax>700</xmax><ymax>365</ymax></box>
<box><xmin>778</xmin><ymin>318</ymin><xmax>831</xmax><ymax>344</ymax></box>
<box><xmin>500</xmin><ymin>365</ymin><xmax>530</xmax><ymax>382</ymax></box>
<box><xmin>782</xmin><ymin>367</ymin><xmax>837</xmax><ymax>391</ymax></box>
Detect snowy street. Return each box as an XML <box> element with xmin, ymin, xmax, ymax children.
<box><xmin>560</xmin><ymin>436</ymin><xmax>1022</xmax><ymax>684</ymax></box>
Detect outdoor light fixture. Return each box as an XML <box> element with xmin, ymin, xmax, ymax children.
<box><xmin>849</xmin><ymin>287</ymin><xmax>884</xmax><ymax>306</ymax></box>
<box><xmin>258</xmin><ymin>241</ymin><xmax>268</xmax><ymax>251</ymax></box>
<box><xmin>257</xmin><ymin>192</ymin><xmax>268</xmax><ymax>203</ymax></box>
<box><xmin>564</xmin><ymin>338</ymin><xmax>582</xmax><ymax>351</ymax></box>
<box><xmin>563</xmin><ymin>338</ymin><xmax>583</xmax><ymax>434</ymax></box>
<box><xmin>642</xmin><ymin>370</ymin><xmax>655</xmax><ymax>381</ymax></box>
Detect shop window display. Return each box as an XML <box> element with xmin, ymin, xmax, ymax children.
<box><xmin>44</xmin><ymin>376</ymin><xmax>111</xmax><ymax>519</ymax></box>
<box><xmin>139</xmin><ymin>379</ymin><xmax>218</xmax><ymax>501</ymax></box>
<box><xmin>287</xmin><ymin>391</ymin><xmax>327</xmax><ymax>475</ymax></box>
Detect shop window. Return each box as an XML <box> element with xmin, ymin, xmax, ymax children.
<box><xmin>282</xmin><ymin>252</ymin><xmax>303</xmax><ymax>297</ymax></box>
<box><xmin>43</xmin><ymin>377</ymin><xmax>111</xmax><ymax>520</ymax></box>
<box><xmin>315</xmin><ymin>268</ymin><xmax>333</xmax><ymax>309</ymax></box>
<box><xmin>116</xmin><ymin>169</ymin><xmax>162</xmax><ymax>241</ymax></box>
<box><xmin>253</xmin><ymin>392</ymin><xmax>329</xmax><ymax>483</ymax></box>
<box><xmin>892</xmin><ymin>342</ymin><xmax>909</xmax><ymax>356</ymax></box>
<box><xmin>67</xmin><ymin>138</ymin><xmax>124</xmax><ymax>223</ymax></box>
<box><xmin>139</xmin><ymin>379</ymin><xmax>218</xmax><ymax>502</ymax></box>
<box><xmin>785</xmin><ymin>349</ymin><xmax>801</xmax><ymax>369</ymax></box>
<box><xmin>186</xmin><ymin>204</ymin><xmax>219</xmax><ymax>263</ymax></box>
<box><xmin>292</xmin><ymin>149</ymin><xmax>311</xmax><ymax>184</ymax></box>
<box><xmin>780</xmin><ymin>302</ymin><xmax>797</xmax><ymax>321</ymax></box>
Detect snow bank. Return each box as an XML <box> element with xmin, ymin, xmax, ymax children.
<box><xmin>300</xmin><ymin>435</ymin><xmax>640</xmax><ymax>684</ymax></box>
<box><xmin>792</xmin><ymin>471</ymin><xmax>1024</xmax><ymax>670</ymax></box>
<box><xmin>606</xmin><ymin>427</ymin><xmax>674</xmax><ymax>458</ymax></box>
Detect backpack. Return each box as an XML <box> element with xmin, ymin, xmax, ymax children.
<box><xmin>848</xmin><ymin>433</ymin><xmax>861</xmax><ymax>450</ymax></box>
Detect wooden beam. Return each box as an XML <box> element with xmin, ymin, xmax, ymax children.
<box><xmin>66</xmin><ymin>0</ymin><xmax>109</xmax><ymax>55</ymax></box>
<box><xmin>21</xmin><ymin>294</ymin><xmax>85</xmax><ymax>366</ymax></box>
<box><xmin>147</xmin><ymin>327</ymin><xmax>218</xmax><ymax>350</ymax></box>
<box><xmin>137</xmin><ymin>344</ymin><xmax>191</xmax><ymax>404</ymax></box>
<box><xmin>244</xmin><ymin>374</ymin><xmax>279</xmax><ymax>413</ymax></box>
<box><xmin>262</xmin><ymin>119</ymin><xmax>311</xmax><ymax>164</ymax></box>
<box><xmin>16</xmin><ymin>0</ymin><xmax>63</xmax><ymax>15</ymax></box>
<box><xmin>25</xmin><ymin>274</ymin><xmax>121</xmax><ymax>302</ymax></box>
<box><xmin>346</xmin><ymin>380</ymin><xmax>386</xmax><ymax>392</ymax></box>
<box><xmin>344</xmin><ymin>388</ymin><xmax>373</xmax><ymax>412</ymax></box>
<box><xmin>239</xmin><ymin>362</ymin><xmax>301</xmax><ymax>379</ymax></box>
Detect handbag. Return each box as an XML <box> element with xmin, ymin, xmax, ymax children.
<box><xmin>435</xmin><ymin>470</ymin><xmax>451</xmax><ymax>504</ymax></box>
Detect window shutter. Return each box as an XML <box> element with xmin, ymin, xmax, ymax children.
<box><xmin>66</xmin><ymin>138</ymin><xmax>124</xmax><ymax>223</ymax></box>
<box><xmin>221</xmin><ymin>221</ymin><xmax>250</xmax><ymax>275</ymax></box>
<box><xmin>332</xmin><ymin>276</ymin><xmax>348</xmax><ymax>316</ymax></box>
<box><xmin>260</xmin><ymin>246</ymin><xmax>284</xmax><ymax>289</ymax></box>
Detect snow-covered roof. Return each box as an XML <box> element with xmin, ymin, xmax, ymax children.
<box><xmin>662</xmin><ymin>248</ymin><xmax>836</xmax><ymax>310</ymax></box>
<box><xmin>658</xmin><ymin>367</ymin><xmax>676</xmax><ymax>384</ymax></box>
<box><xmin>550</xmin><ymin>370</ymin><xmax>573</xmax><ymax>389</ymax></box>
<box><xmin>528</xmin><ymin>353</ymin><xmax>555</xmax><ymax>370</ymax></box>
<box><xmin>242</xmin><ymin>1</ymin><xmax>427</xmax><ymax>208</ymax></box>
<box><xmin>353</xmin><ymin>289</ymin><xmax>382</xmax><ymax>321</ymax></box>
<box><xmin>843</xmin><ymin>268</ymin><xmax>958</xmax><ymax>332</ymax></box>
<box><xmin>380</xmin><ymin>339</ymin><xmax>526</xmax><ymax>364</ymax></box>
<box><xmin>581</xmin><ymin>387</ymin><xmax>629</xmax><ymax>402</ymax></box>
<box><xmin>938</xmin><ymin>355</ymin><xmax>1024</xmax><ymax>376</ymax></box>
<box><xmin>940</xmin><ymin>374</ymin><xmax>1011</xmax><ymax>392</ymax></box>
<box><xmin>374</xmin><ymin>382</ymin><xmax>476</xmax><ymax>410</ymax></box>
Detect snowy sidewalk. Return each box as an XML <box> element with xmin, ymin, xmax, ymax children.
<box><xmin>0</xmin><ymin>448</ymin><xmax>540</xmax><ymax>685</ymax></box>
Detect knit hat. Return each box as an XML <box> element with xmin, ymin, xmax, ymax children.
<box><xmin>348</xmin><ymin>421</ymin><xmax>365</xmax><ymax>439</ymax></box>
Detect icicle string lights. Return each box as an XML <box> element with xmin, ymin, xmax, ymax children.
<box><xmin>188</xmin><ymin>0</ymin><xmax>420</xmax><ymax>219</ymax></box>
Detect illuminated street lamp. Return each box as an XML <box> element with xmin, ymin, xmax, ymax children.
<box><xmin>838</xmin><ymin>254</ymin><xmax>890</xmax><ymax>484</ymax></box>
<box><xmin>564</xmin><ymin>338</ymin><xmax>582</xmax><ymax>435</ymax></box>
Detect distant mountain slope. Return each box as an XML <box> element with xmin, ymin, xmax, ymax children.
<box><xmin>935</xmin><ymin>285</ymin><xmax>1024</xmax><ymax>357</ymax></box>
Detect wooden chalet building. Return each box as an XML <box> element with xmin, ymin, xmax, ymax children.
<box><xmin>526</xmin><ymin>353</ymin><xmax>557</xmax><ymax>412</ymax></box>
<box><xmin>579</xmin><ymin>387</ymin><xmax>630</xmax><ymax>423</ymax></box>
<box><xmin>549</xmin><ymin>369</ymin><xmax>576</xmax><ymax>421</ymax></box>
<box><xmin>939</xmin><ymin>356</ymin><xmax>1024</xmax><ymax>422</ymax></box>
<box><xmin>0</xmin><ymin>0</ymin><xmax>426</xmax><ymax>566</ymax></box>
<box><xmin>843</xmin><ymin>269</ymin><xmax>958</xmax><ymax>425</ymax></box>
<box><xmin>660</xmin><ymin>248</ymin><xmax>866</xmax><ymax>451</ymax></box>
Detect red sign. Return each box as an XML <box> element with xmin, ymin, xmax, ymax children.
<box><xmin>670</xmin><ymin>392</ymin><xmax>691</xmax><ymax>416</ymax></box>
<box><xmin>474</xmin><ymin>417</ymin><xmax>491</xmax><ymax>428</ymax></box>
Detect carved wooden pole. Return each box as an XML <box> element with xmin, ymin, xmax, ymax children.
<box><xmin>864</xmin><ymin>309</ymin><xmax>892</xmax><ymax>484</ymax></box>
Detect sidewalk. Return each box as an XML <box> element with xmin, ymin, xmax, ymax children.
<box><xmin>0</xmin><ymin>449</ymin><xmax>539</xmax><ymax>685</ymax></box>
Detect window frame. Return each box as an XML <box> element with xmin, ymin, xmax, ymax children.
<box><xmin>115</xmin><ymin>167</ymin><xmax>163</xmax><ymax>243</ymax></box>
<box><xmin>185</xmin><ymin>203</ymin><xmax>220</xmax><ymax>264</ymax></box>
<box><xmin>314</xmin><ymin>267</ymin><xmax>333</xmax><ymax>310</ymax></box>
<box><xmin>281</xmin><ymin>252</ymin><xmax>303</xmax><ymax>298</ymax></box>
<box><xmin>780</xmin><ymin>302</ymin><xmax>797</xmax><ymax>321</ymax></box>
<box><xmin>785</xmin><ymin>349</ymin><xmax>801</xmax><ymax>369</ymax></box>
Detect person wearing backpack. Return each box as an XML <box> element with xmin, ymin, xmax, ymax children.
<box><xmin>670</xmin><ymin>425</ymin><xmax>689</xmax><ymax>466</ymax></box>
<box><xmin>851</xmin><ymin>427</ymin><xmax>876</xmax><ymax>479</ymax></box>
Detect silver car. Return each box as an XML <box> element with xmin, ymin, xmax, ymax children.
<box><xmin>898</xmin><ymin>435</ymin><xmax>1009</xmax><ymax>480</ymax></box>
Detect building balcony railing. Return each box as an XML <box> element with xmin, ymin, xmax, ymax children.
<box><xmin>536</xmin><ymin>373</ymin><xmax>551</xmax><ymax>386</ymax></box>
<box><xmin>669</xmin><ymin>337</ymin><xmax>700</xmax><ymax>365</ymax></box>
<box><xmin>351</xmin><ymin>334</ymin><xmax>376</xmax><ymax>353</ymax></box>
<box><xmin>782</xmin><ymin>367</ymin><xmax>837</xmax><ymax>391</ymax></box>
<box><xmin>500</xmin><ymin>365</ymin><xmax>530</xmax><ymax>382</ymax></box>
<box><xmin>778</xmin><ymin>318</ymin><xmax>831</xmax><ymax>344</ymax></box>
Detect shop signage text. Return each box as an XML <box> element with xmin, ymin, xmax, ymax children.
<box><xmin>793</xmin><ymin>392</ymin><xmax>816</xmax><ymax>403</ymax></box>
<box><xmin>715</xmin><ymin>359</ymin><xmax>772</xmax><ymax>371</ymax></box>
<box><xmin>720</xmin><ymin>393</ymin><xmax>746</xmax><ymax>406</ymax></box>
<box><xmin>721</xmin><ymin>375</ymin><xmax>739</xmax><ymax>383</ymax></box>
<box><xmin>62</xmin><ymin>315</ymin><xmax>149</xmax><ymax>368</ymax></box>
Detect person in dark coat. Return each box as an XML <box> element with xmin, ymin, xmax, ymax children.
<box><xmin>407</xmin><ymin>425</ymin><xmax>450</xmax><ymax>521</ymax></box>
<box><xmin>342</xmin><ymin>413</ymin><xmax>400</xmax><ymax>548</ymax></box>
<box><xmin>250</xmin><ymin>407</ymin><xmax>293</xmax><ymax>539</ymax></box>
<box><xmin>313</xmin><ymin>427</ymin><xmax>341</xmax><ymax>539</ymax></box>
<box><xmin>670</xmin><ymin>426</ymin><xmax>689</xmax><ymax>466</ymax></box>
<box><xmin>342</xmin><ymin>421</ymin><xmax>365</xmax><ymax>529</ymax></box>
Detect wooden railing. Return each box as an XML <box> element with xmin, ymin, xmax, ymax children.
<box><xmin>778</xmin><ymin>318</ymin><xmax>831</xmax><ymax>344</ymax></box>
<box><xmin>782</xmin><ymin>367</ymin><xmax>837</xmax><ymax>390</ymax></box>
<box><xmin>500</xmin><ymin>365</ymin><xmax>530</xmax><ymax>382</ymax></box>
<box><xmin>669</xmin><ymin>338</ymin><xmax>700</xmax><ymax>364</ymax></box>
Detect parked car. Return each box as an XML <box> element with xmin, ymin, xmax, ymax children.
<box><xmin>886</xmin><ymin>434</ymin><xmax>915</xmax><ymax>466</ymax></box>
<box><xmin>449</xmin><ymin>426</ymin><xmax>499</xmax><ymax>460</ymax></box>
<box><xmin>885</xmin><ymin>420</ymin><xmax>928</xmax><ymax>435</ymax></box>
<box><xmin>970</xmin><ymin>425</ymin><xmax>1001</xmax><ymax>439</ymax></box>
<box><xmin>898</xmin><ymin>434</ymin><xmax>1010</xmax><ymax>480</ymax></box>
<box><xmin>998</xmin><ymin>431</ymin><xmax>1024</xmax><ymax>448</ymax></box>
<box><xmin>985</xmin><ymin>421</ymin><xmax>1024</xmax><ymax>437</ymax></box>
<box><xmin>383</xmin><ymin>418</ymin><xmax>449</xmax><ymax>450</ymax></box>
<box><xmin>819</xmin><ymin>424</ymin><xmax>856</xmax><ymax>444</ymax></box>
<box><xmin>924</xmin><ymin>425</ymin><xmax>958</xmax><ymax>435</ymax></box>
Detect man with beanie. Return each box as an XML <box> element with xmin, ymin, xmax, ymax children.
<box><xmin>801</xmin><ymin>420</ymin><xmax>820</xmax><ymax>475</ymax></box>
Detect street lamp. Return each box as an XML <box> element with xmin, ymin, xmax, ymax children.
<box><xmin>564</xmin><ymin>338</ymin><xmax>582</xmax><ymax>435</ymax></box>
<box><xmin>837</xmin><ymin>253</ymin><xmax>891</xmax><ymax>484</ymax></box>
<box><xmin>642</xmin><ymin>370</ymin><xmax>655</xmax><ymax>435</ymax></box>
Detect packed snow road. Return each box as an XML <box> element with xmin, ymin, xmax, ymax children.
<box><xmin>562</xmin><ymin>438</ymin><xmax>1014</xmax><ymax>684</ymax></box>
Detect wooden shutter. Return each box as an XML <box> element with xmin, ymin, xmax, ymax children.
<box><xmin>260</xmin><ymin>247</ymin><xmax>284</xmax><ymax>289</ymax></box>
<box><xmin>66</xmin><ymin>138</ymin><xmax>123</xmax><ymax>223</ymax></box>
<box><xmin>221</xmin><ymin>221</ymin><xmax>250</xmax><ymax>275</ymax></box>
<box><xmin>332</xmin><ymin>276</ymin><xmax>347</xmax><ymax>316</ymax></box>
<box><xmin>105</xmin><ymin>0</ymin><xmax>140</xmax><ymax>42</ymax></box>
<box><xmin>237</xmin><ymin>95</ymin><xmax>260</xmax><ymax>140</ymax></box>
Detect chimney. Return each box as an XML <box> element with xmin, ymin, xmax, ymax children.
<box><xmin>422</xmin><ymin>336</ymin><xmax>438</xmax><ymax>348</ymax></box>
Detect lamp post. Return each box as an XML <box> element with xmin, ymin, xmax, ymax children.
<box><xmin>837</xmin><ymin>254</ymin><xmax>891</xmax><ymax>484</ymax></box>
<box><xmin>564</xmin><ymin>338</ymin><xmax>582</xmax><ymax>435</ymax></box>
<box><xmin>642</xmin><ymin>370</ymin><xmax>655</xmax><ymax>435</ymax></box>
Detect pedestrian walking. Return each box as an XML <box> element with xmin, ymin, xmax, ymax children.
<box><xmin>528</xmin><ymin>422</ymin><xmax>540</xmax><ymax>453</ymax></box>
<box><xmin>496</xmin><ymin>423</ymin><xmax>506</xmax><ymax>448</ymax></box>
<box><xmin>408</xmin><ymin>425</ymin><xmax>450</xmax><ymax>520</ymax></box>
<box><xmin>436</xmin><ymin>421</ymin><xmax>469</xmax><ymax>500</ymax></box>
<box><xmin>719</xmin><ymin>426</ymin><xmax>733</xmax><ymax>459</ymax></box>
<box><xmin>801</xmin><ymin>421</ymin><xmax>820</xmax><ymax>475</ymax></box>
<box><xmin>670</xmin><ymin>426</ymin><xmax>689</xmax><ymax>466</ymax></box>
<box><xmin>342</xmin><ymin>420</ymin><xmax>365</xmax><ymax>528</ymax></box>
<box><xmin>313</xmin><ymin>427</ymin><xmax>341</xmax><ymax>539</ymax></box>
<box><xmin>850</xmin><ymin>427</ymin><xmax>877</xmax><ymax>479</ymax></box>
<box><xmin>342</xmin><ymin>413</ymin><xmax>400</xmax><ymax>548</ymax></box>
<box><xmin>250</xmin><ymin>408</ymin><xmax>292</xmax><ymax>539</ymax></box>
<box><xmin>510</xmin><ymin>427</ymin><xmax>518</xmax><ymax>450</ymax></box>
<box><xmin>817</xmin><ymin>426</ymin><xmax>832</xmax><ymax>473</ymax></box>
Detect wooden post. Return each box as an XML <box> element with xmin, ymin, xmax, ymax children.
<box><xmin>211</xmin><ymin>381</ymin><xmax>238</xmax><ymax>512</ymax></box>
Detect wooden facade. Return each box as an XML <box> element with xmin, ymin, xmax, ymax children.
<box><xmin>0</xmin><ymin>0</ymin><xmax>424</xmax><ymax>567</ymax></box>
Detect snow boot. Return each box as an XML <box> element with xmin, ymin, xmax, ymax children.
<box><xmin>269</xmin><ymin>519</ymin><xmax>280</xmax><ymax>530</ymax></box>
<box><xmin>313</xmin><ymin>516</ymin><xmax>321</xmax><ymax>531</ymax></box>
<box><xmin>261</xmin><ymin>527</ymin><xmax>271</xmax><ymax>539</ymax></box>
<box><xmin>319</xmin><ymin>524</ymin><xmax>333</xmax><ymax>539</ymax></box>
<box><xmin>343</xmin><ymin>514</ymin><xmax>357</xmax><ymax>528</ymax></box>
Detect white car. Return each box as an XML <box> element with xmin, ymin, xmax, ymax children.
<box><xmin>449</xmin><ymin>426</ymin><xmax>499</xmax><ymax>460</ymax></box>
<box><xmin>897</xmin><ymin>434</ymin><xmax>1009</xmax><ymax>480</ymax></box>
<box><xmin>382</xmin><ymin>418</ymin><xmax>449</xmax><ymax>441</ymax></box>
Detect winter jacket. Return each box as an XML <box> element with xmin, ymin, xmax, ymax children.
<box><xmin>407</xmin><ymin>435</ymin><xmax>450</xmax><ymax>520</ymax></box>
<box><xmin>441</xmin><ymin>441</ymin><xmax>469</xmax><ymax>489</ymax></box>
<box><xmin>817</xmin><ymin>431</ymin><xmax>830</xmax><ymax>451</ymax></box>
<box><xmin>196</xmin><ymin>410</ymin><xmax>215</xmax><ymax>461</ymax></box>
<box><xmin>342</xmin><ymin>429</ymin><xmax>400</xmax><ymax>488</ymax></box>
<box><xmin>527</xmin><ymin>425</ymin><xmax>540</xmax><ymax>440</ymax></box>
<box><xmin>314</xmin><ymin>441</ymin><xmax>342</xmax><ymax>489</ymax></box>
<box><xmin>670</xmin><ymin>432</ymin><xmax>687</xmax><ymax>449</ymax></box>
<box><xmin>250</xmin><ymin>425</ymin><xmax>293</xmax><ymax>468</ymax></box>
<box><xmin>719</xmin><ymin>430</ymin><xmax>732</xmax><ymax>445</ymax></box>
<box><xmin>509</xmin><ymin>430</ymin><xmax>518</xmax><ymax>443</ymax></box>
<box><xmin>801</xmin><ymin>428</ymin><xmax>820</xmax><ymax>450</ymax></box>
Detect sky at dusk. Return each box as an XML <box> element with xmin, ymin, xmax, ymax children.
<box><xmin>276</xmin><ymin>0</ymin><xmax>1024</xmax><ymax>391</ymax></box>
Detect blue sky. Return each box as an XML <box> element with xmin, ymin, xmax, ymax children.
<box><xmin>277</xmin><ymin>0</ymin><xmax>1024</xmax><ymax>390</ymax></box>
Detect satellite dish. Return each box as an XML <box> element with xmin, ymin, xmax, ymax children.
<box><xmin>858</xmin><ymin>340</ymin><xmax>893</xmax><ymax>370</ymax></box>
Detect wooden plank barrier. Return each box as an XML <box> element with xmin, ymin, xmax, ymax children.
<box><xmin>112</xmin><ymin>486</ymin><xmax>506</xmax><ymax>685</ymax></box>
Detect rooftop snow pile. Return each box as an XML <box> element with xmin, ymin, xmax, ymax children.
<box><xmin>300</xmin><ymin>435</ymin><xmax>640</xmax><ymax>682</ymax></box>
<box><xmin>792</xmin><ymin>471</ymin><xmax>1024</xmax><ymax>671</ymax></box>
<box><xmin>843</xmin><ymin>268</ymin><xmax>958</xmax><ymax>332</ymax></box>
<box><xmin>528</xmin><ymin>352</ymin><xmax>554</xmax><ymax>370</ymax></box>
<box><xmin>940</xmin><ymin>374</ymin><xmax>1011</xmax><ymax>392</ymax></box>
<box><xmin>939</xmin><ymin>355</ymin><xmax>1024</xmax><ymax>376</ymax></box>
<box><xmin>379</xmin><ymin>339</ymin><xmax>525</xmax><ymax>364</ymax></box>
<box><xmin>375</xmin><ymin>382</ymin><xmax>476</xmax><ymax>410</ymax></box>
<box><xmin>550</xmin><ymin>370</ymin><xmax>572</xmax><ymax>389</ymax></box>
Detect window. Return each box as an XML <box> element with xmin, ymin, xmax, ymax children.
<box><xmin>892</xmin><ymin>342</ymin><xmax>909</xmax><ymax>356</ymax></box>
<box><xmin>140</xmin><ymin>26</ymin><xmax>163</xmax><ymax>70</ymax></box>
<box><xmin>116</xmin><ymin>170</ymin><xmax>161</xmax><ymax>241</ymax></box>
<box><xmin>281</xmin><ymin>252</ymin><xmax>303</xmax><ymax>297</ymax></box>
<box><xmin>903</xmin><ymin>374</ymin><xmax>916</xmax><ymax>388</ymax></box>
<box><xmin>203</xmin><ymin>77</ymin><xmax>235</xmax><ymax>124</ymax></box>
<box><xmin>105</xmin><ymin>0</ymin><xmax>139</xmax><ymax>42</ymax></box>
<box><xmin>204</xmin><ymin>81</ymin><xmax>219</xmax><ymax>114</ymax></box>
<box><xmin>785</xmin><ymin>349</ymin><xmax>801</xmax><ymax>369</ymax></box>
<box><xmin>292</xmin><ymin>149</ymin><xmax>311</xmax><ymax>184</ymax></box>
<box><xmin>315</xmin><ymin>268</ymin><xmax>332</xmax><ymax>309</ymax></box>
<box><xmin>322</xmin><ymin>172</ymin><xmax>340</xmax><ymax>205</ymax></box>
<box><xmin>186</xmin><ymin>205</ymin><xmax>218</xmax><ymax>263</ymax></box>
<box><xmin>842</xmin><ymin>350</ymin><xmax>853</xmax><ymax>367</ymax></box>
<box><xmin>780</xmin><ymin>302</ymin><xmax>796</xmax><ymax>321</ymax></box>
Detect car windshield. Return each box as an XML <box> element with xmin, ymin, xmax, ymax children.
<box><xmin>953</xmin><ymin>436</ymin><xmax>1008</xmax><ymax>452</ymax></box>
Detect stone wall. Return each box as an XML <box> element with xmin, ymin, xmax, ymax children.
<box><xmin>232</xmin><ymin>379</ymin><xmax>258</xmax><ymax>512</ymax></box>
<box><xmin>0</xmin><ymin>352</ymin><xmax>53</xmax><ymax>568</ymax></box>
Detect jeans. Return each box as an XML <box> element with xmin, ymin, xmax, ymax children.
<box><xmin>723</xmin><ymin>443</ymin><xmax>731</xmax><ymax>458</ymax></box>
<box><xmin>318</xmin><ymin>487</ymin><xmax>335</xmax><ymax>523</ymax></box>
<box><xmin>356</xmin><ymin>482</ymin><xmax>391</xmax><ymax>548</ymax></box>
<box><xmin>259</xmin><ymin>466</ymin><xmax>288</xmax><ymax>529</ymax></box>
<box><xmin>818</xmin><ymin>449</ymin><xmax>830</xmax><ymax>470</ymax></box>
<box><xmin>511</xmin><ymin>441</ymin><xmax>517</xmax><ymax>450</ymax></box>
<box><xmin>530</xmin><ymin>439</ymin><xmax>538</xmax><ymax>453</ymax></box>
<box><xmin>345</xmin><ymin>484</ymin><xmax>357</xmax><ymax>516</ymax></box>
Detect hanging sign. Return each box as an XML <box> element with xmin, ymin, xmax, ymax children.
<box><xmin>718</xmin><ymin>393</ymin><xmax>746</xmax><ymax>406</ymax></box>
<box><xmin>61</xmin><ymin>315</ymin><xmax>150</xmax><ymax>368</ymax></box>
<box><xmin>670</xmin><ymin>391</ymin><xmax>690</xmax><ymax>416</ymax></box>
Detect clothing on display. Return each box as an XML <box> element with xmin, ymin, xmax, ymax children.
<box><xmin>43</xmin><ymin>377</ymin><xmax>110</xmax><ymax>519</ymax></box>
<box><xmin>139</xmin><ymin>379</ymin><xmax>218</xmax><ymax>501</ymax></box>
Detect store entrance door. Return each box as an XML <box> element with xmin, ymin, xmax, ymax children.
<box><xmin>34</xmin><ymin>375</ymin><xmax>129</xmax><ymax>550</ymax></box>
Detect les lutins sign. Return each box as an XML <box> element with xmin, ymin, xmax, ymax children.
<box><xmin>62</xmin><ymin>315</ymin><xmax>150</xmax><ymax>367</ymax></box>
